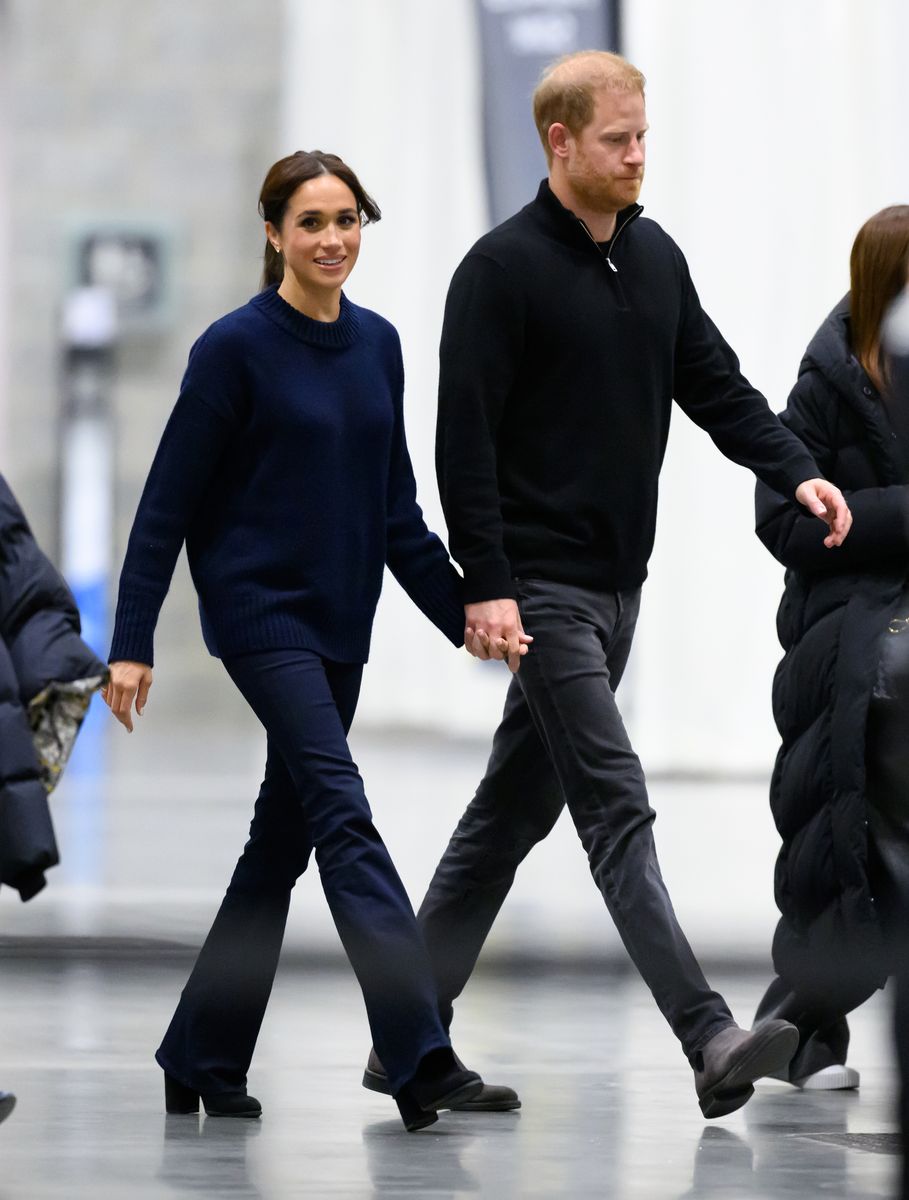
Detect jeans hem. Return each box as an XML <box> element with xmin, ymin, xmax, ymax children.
<box><xmin>684</xmin><ymin>1017</ymin><xmax>738</xmax><ymax>1062</ymax></box>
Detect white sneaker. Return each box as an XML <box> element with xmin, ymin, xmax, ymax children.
<box><xmin>792</xmin><ymin>1064</ymin><xmax>860</xmax><ymax>1090</ymax></box>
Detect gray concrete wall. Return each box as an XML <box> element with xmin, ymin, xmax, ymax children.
<box><xmin>5</xmin><ymin>0</ymin><xmax>282</xmax><ymax>716</ymax></box>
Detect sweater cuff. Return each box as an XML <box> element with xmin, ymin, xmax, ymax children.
<box><xmin>407</xmin><ymin>563</ymin><xmax>466</xmax><ymax>647</ymax></box>
<box><xmin>108</xmin><ymin>595</ymin><xmax>158</xmax><ymax>667</ymax></box>
<box><xmin>461</xmin><ymin>563</ymin><xmax>517</xmax><ymax>606</ymax></box>
<box><xmin>777</xmin><ymin>450</ymin><xmax>823</xmax><ymax>501</ymax></box>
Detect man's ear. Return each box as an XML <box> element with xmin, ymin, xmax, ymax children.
<box><xmin>548</xmin><ymin>122</ymin><xmax>571</xmax><ymax>160</ymax></box>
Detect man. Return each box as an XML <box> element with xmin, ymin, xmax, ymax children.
<box><xmin>364</xmin><ymin>50</ymin><xmax>852</xmax><ymax>1118</ymax></box>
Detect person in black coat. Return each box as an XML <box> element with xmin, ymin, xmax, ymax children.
<box><xmin>753</xmin><ymin>206</ymin><xmax>909</xmax><ymax>1092</ymax></box>
<box><xmin>883</xmin><ymin>281</ymin><xmax>909</xmax><ymax>1199</ymax></box>
<box><xmin>0</xmin><ymin>473</ymin><xmax>107</xmax><ymax>900</ymax></box>
<box><xmin>0</xmin><ymin>471</ymin><xmax>107</xmax><ymax>1124</ymax></box>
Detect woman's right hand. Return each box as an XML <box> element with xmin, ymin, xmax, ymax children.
<box><xmin>102</xmin><ymin>661</ymin><xmax>153</xmax><ymax>733</ymax></box>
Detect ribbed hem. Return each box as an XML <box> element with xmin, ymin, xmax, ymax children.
<box><xmin>251</xmin><ymin>286</ymin><xmax>361</xmax><ymax>349</ymax></box>
<box><xmin>201</xmin><ymin>597</ymin><xmax>375</xmax><ymax>665</ymax></box>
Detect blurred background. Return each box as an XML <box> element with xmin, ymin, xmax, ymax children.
<box><xmin>2</xmin><ymin>0</ymin><xmax>908</xmax><ymax>961</ymax></box>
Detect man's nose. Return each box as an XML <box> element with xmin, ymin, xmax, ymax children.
<box><xmin>626</xmin><ymin>139</ymin><xmax>645</xmax><ymax>164</ymax></box>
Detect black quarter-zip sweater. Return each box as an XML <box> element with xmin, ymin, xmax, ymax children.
<box><xmin>436</xmin><ymin>180</ymin><xmax>819</xmax><ymax>602</ymax></box>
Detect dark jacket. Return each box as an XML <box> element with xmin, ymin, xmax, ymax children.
<box><xmin>757</xmin><ymin>298</ymin><xmax>909</xmax><ymax>1005</ymax></box>
<box><xmin>436</xmin><ymin>179</ymin><xmax>819</xmax><ymax>602</ymax></box>
<box><xmin>0</xmin><ymin>476</ymin><xmax>107</xmax><ymax>900</ymax></box>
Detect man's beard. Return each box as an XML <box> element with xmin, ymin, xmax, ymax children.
<box><xmin>569</xmin><ymin>162</ymin><xmax>643</xmax><ymax>214</ymax></box>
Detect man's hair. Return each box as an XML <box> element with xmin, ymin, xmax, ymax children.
<box><xmin>532</xmin><ymin>50</ymin><xmax>646</xmax><ymax>164</ymax></box>
<box><xmin>850</xmin><ymin>205</ymin><xmax>909</xmax><ymax>389</ymax></box>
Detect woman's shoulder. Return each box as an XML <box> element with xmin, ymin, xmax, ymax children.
<box><xmin>342</xmin><ymin>298</ymin><xmax>402</xmax><ymax>369</ymax></box>
<box><xmin>344</xmin><ymin>297</ymin><xmax>398</xmax><ymax>341</ymax></box>
<box><xmin>184</xmin><ymin>298</ymin><xmax>267</xmax><ymax>368</ymax></box>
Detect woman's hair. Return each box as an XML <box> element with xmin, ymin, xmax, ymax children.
<box><xmin>850</xmin><ymin>205</ymin><xmax>909</xmax><ymax>389</ymax></box>
<box><xmin>257</xmin><ymin>150</ymin><xmax>381</xmax><ymax>289</ymax></box>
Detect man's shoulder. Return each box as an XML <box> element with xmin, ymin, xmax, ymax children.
<box><xmin>462</xmin><ymin>208</ymin><xmax>536</xmax><ymax>266</ymax></box>
<box><xmin>628</xmin><ymin>214</ymin><xmax>681</xmax><ymax>255</ymax></box>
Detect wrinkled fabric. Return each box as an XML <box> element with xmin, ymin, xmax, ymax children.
<box><xmin>755</xmin><ymin>299</ymin><xmax>909</xmax><ymax>1003</ymax></box>
<box><xmin>28</xmin><ymin>676</ymin><xmax>106</xmax><ymax>793</ymax></box>
<box><xmin>0</xmin><ymin>474</ymin><xmax>107</xmax><ymax>899</ymax></box>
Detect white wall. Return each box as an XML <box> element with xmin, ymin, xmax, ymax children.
<box><xmin>281</xmin><ymin>0</ymin><xmax>909</xmax><ymax>773</ymax></box>
<box><xmin>624</xmin><ymin>0</ymin><xmax>909</xmax><ymax>771</ymax></box>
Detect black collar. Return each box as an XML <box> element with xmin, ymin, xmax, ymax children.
<box><xmin>529</xmin><ymin>178</ymin><xmax>643</xmax><ymax>250</ymax></box>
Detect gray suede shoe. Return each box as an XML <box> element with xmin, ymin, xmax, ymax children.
<box><xmin>693</xmin><ymin>1021</ymin><xmax>799</xmax><ymax>1118</ymax></box>
<box><xmin>362</xmin><ymin>1048</ymin><xmax>521</xmax><ymax>1112</ymax></box>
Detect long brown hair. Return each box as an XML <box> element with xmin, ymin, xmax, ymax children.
<box><xmin>257</xmin><ymin>151</ymin><xmax>381</xmax><ymax>289</ymax></box>
<box><xmin>850</xmin><ymin>205</ymin><xmax>909</xmax><ymax>389</ymax></box>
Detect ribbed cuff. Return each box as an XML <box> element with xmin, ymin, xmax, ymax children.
<box><xmin>779</xmin><ymin>451</ymin><xmax>822</xmax><ymax>501</ymax></box>
<box><xmin>461</xmin><ymin>562</ymin><xmax>517</xmax><ymax>606</ymax></box>
<box><xmin>408</xmin><ymin>563</ymin><xmax>466</xmax><ymax>647</ymax></box>
<box><xmin>108</xmin><ymin>595</ymin><xmax>159</xmax><ymax>667</ymax></box>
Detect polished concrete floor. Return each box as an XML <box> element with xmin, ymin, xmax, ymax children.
<box><xmin>0</xmin><ymin>712</ymin><xmax>903</xmax><ymax>1196</ymax></box>
<box><xmin>0</xmin><ymin>959</ymin><xmax>900</xmax><ymax>1199</ymax></box>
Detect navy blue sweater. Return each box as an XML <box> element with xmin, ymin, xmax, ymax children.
<box><xmin>109</xmin><ymin>286</ymin><xmax>464</xmax><ymax>666</ymax></box>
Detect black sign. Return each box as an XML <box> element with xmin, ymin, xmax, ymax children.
<box><xmin>475</xmin><ymin>0</ymin><xmax>621</xmax><ymax>225</ymax></box>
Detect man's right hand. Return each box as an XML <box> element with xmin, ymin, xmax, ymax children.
<box><xmin>102</xmin><ymin>660</ymin><xmax>153</xmax><ymax>733</ymax></box>
<box><xmin>464</xmin><ymin>599</ymin><xmax>533</xmax><ymax>674</ymax></box>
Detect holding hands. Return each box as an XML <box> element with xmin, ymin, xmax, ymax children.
<box><xmin>464</xmin><ymin>599</ymin><xmax>533</xmax><ymax>674</ymax></box>
<box><xmin>102</xmin><ymin>661</ymin><xmax>153</xmax><ymax>732</ymax></box>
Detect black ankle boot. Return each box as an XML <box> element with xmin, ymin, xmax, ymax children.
<box><xmin>164</xmin><ymin>1072</ymin><xmax>262</xmax><ymax>1118</ymax></box>
<box><xmin>394</xmin><ymin>1049</ymin><xmax>482</xmax><ymax>1132</ymax></box>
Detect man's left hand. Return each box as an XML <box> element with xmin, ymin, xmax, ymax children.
<box><xmin>794</xmin><ymin>478</ymin><xmax>852</xmax><ymax>548</ymax></box>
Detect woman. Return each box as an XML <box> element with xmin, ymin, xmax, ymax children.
<box><xmin>103</xmin><ymin>150</ymin><xmax>481</xmax><ymax>1130</ymax></box>
<box><xmin>753</xmin><ymin>205</ymin><xmax>909</xmax><ymax>1089</ymax></box>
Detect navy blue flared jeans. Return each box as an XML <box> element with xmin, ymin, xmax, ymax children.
<box><xmin>156</xmin><ymin>648</ymin><xmax>448</xmax><ymax>1095</ymax></box>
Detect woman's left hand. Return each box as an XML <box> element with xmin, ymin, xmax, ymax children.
<box><xmin>101</xmin><ymin>660</ymin><xmax>154</xmax><ymax>733</ymax></box>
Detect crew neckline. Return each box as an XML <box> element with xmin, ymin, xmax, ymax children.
<box><xmin>251</xmin><ymin>285</ymin><xmax>361</xmax><ymax>349</ymax></box>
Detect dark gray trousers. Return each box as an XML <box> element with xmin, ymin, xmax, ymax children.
<box><xmin>418</xmin><ymin>578</ymin><xmax>733</xmax><ymax>1059</ymax></box>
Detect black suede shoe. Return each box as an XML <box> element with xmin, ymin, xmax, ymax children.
<box><xmin>0</xmin><ymin>1092</ymin><xmax>16</xmax><ymax>1125</ymax></box>
<box><xmin>693</xmin><ymin>1020</ymin><xmax>798</xmax><ymax>1118</ymax></box>
<box><xmin>164</xmin><ymin>1072</ymin><xmax>262</xmax><ymax>1118</ymax></box>
<box><xmin>363</xmin><ymin>1047</ymin><xmax>520</xmax><ymax>1111</ymax></box>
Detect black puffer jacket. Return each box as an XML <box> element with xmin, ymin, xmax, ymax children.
<box><xmin>0</xmin><ymin>475</ymin><xmax>107</xmax><ymax>900</ymax></box>
<box><xmin>757</xmin><ymin>298</ymin><xmax>909</xmax><ymax>1007</ymax></box>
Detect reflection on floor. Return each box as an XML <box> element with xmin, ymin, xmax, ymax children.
<box><xmin>0</xmin><ymin>959</ymin><xmax>899</xmax><ymax>1199</ymax></box>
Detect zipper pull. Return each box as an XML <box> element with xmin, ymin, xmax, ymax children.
<box><xmin>606</xmin><ymin>256</ymin><xmax>618</xmax><ymax>273</ymax></box>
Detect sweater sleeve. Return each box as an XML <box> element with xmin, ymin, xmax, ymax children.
<box><xmin>436</xmin><ymin>253</ymin><xmax>526</xmax><ymax>603</ymax></box>
<box><xmin>755</xmin><ymin>372</ymin><xmax>909</xmax><ymax>572</ymax></box>
<box><xmin>672</xmin><ymin>252</ymin><xmax>820</xmax><ymax>497</ymax></box>
<box><xmin>384</xmin><ymin>336</ymin><xmax>465</xmax><ymax>646</ymax></box>
<box><xmin>108</xmin><ymin>327</ymin><xmax>245</xmax><ymax>666</ymax></box>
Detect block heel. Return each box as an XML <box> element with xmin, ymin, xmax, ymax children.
<box><xmin>163</xmin><ymin>1071</ymin><xmax>261</xmax><ymax>1118</ymax></box>
<box><xmin>164</xmin><ymin>1073</ymin><xmax>199</xmax><ymax>1115</ymax></box>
